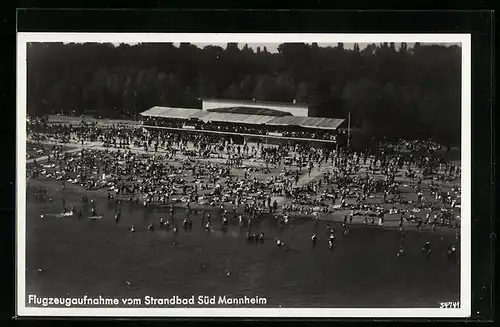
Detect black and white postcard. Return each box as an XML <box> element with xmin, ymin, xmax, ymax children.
<box><xmin>16</xmin><ymin>33</ymin><xmax>471</xmax><ymax>317</ymax></box>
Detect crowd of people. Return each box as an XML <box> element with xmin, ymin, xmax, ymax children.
<box><xmin>26</xmin><ymin>142</ymin><xmax>67</xmax><ymax>160</ymax></box>
<box><xmin>377</xmin><ymin>138</ymin><xmax>451</xmax><ymax>154</ymax></box>
<box><xmin>26</xmin><ymin>118</ymin><xmax>461</xmax><ymax>257</ymax></box>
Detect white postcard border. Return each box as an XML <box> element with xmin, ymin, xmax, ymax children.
<box><xmin>16</xmin><ymin>32</ymin><xmax>472</xmax><ymax>318</ymax></box>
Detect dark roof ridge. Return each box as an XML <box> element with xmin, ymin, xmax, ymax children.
<box><xmin>200</xmin><ymin>97</ymin><xmax>309</xmax><ymax>107</ymax></box>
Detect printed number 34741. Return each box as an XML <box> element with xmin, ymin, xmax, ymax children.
<box><xmin>440</xmin><ymin>301</ymin><xmax>460</xmax><ymax>308</ymax></box>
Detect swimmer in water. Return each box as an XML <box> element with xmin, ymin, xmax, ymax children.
<box><xmin>397</xmin><ymin>245</ymin><xmax>405</xmax><ymax>258</ymax></box>
<box><xmin>447</xmin><ymin>244</ymin><xmax>457</xmax><ymax>260</ymax></box>
<box><xmin>311</xmin><ymin>234</ymin><xmax>317</xmax><ymax>247</ymax></box>
<box><xmin>422</xmin><ymin>240</ymin><xmax>432</xmax><ymax>256</ymax></box>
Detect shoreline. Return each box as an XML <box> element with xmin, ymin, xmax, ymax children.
<box><xmin>26</xmin><ymin>178</ymin><xmax>459</xmax><ymax>235</ymax></box>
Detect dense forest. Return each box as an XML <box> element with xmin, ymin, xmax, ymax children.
<box><xmin>26</xmin><ymin>42</ymin><xmax>462</xmax><ymax>145</ymax></box>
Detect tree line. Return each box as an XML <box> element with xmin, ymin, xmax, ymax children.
<box><xmin>27</xmin><ymin>42</ymin><xmax>461</xmax><ymax>145</ymax></box>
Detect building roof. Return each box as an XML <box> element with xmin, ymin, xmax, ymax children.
<box><xmin>267</xmin><ymin>116</ymin><xmax>346</xmax><ymax>130</ymax></box>
<box><xmin>207</xmin><ymin>106</ymin><xmax>292</xmax><ymax>116</ymax></box>
<box><xmin>140</xmin><ymin>106</ymin><xmax>203</xmax><ymax>119</ymax></box>
<box><xmin>200</xmin><ymin>112</ymin><xmax>275</xmax><ymax>125</ymax></box>
<box><xmin>200</xmin><ymin>97</ymin><xmax>309</xmax><ymax>108</ymax></box>
<box><xmin>140</xmin><ymin>106</ymin><xmax>344</xmax><ymax>130</ymax></box>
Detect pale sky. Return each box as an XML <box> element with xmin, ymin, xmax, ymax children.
<box><xmin>188</xmin><ymin>43</ymin><xmax>353</xmax><ymax>53</ymax></box>
<box><xmin>187</xmin><ymin>42</ymin><xmax>461</xmax><ymax>53</ymax></box>
<box><xmin>112</xmin><ymin>42</ymin><xmax>459</xmax><ymax>53</ymax></box>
